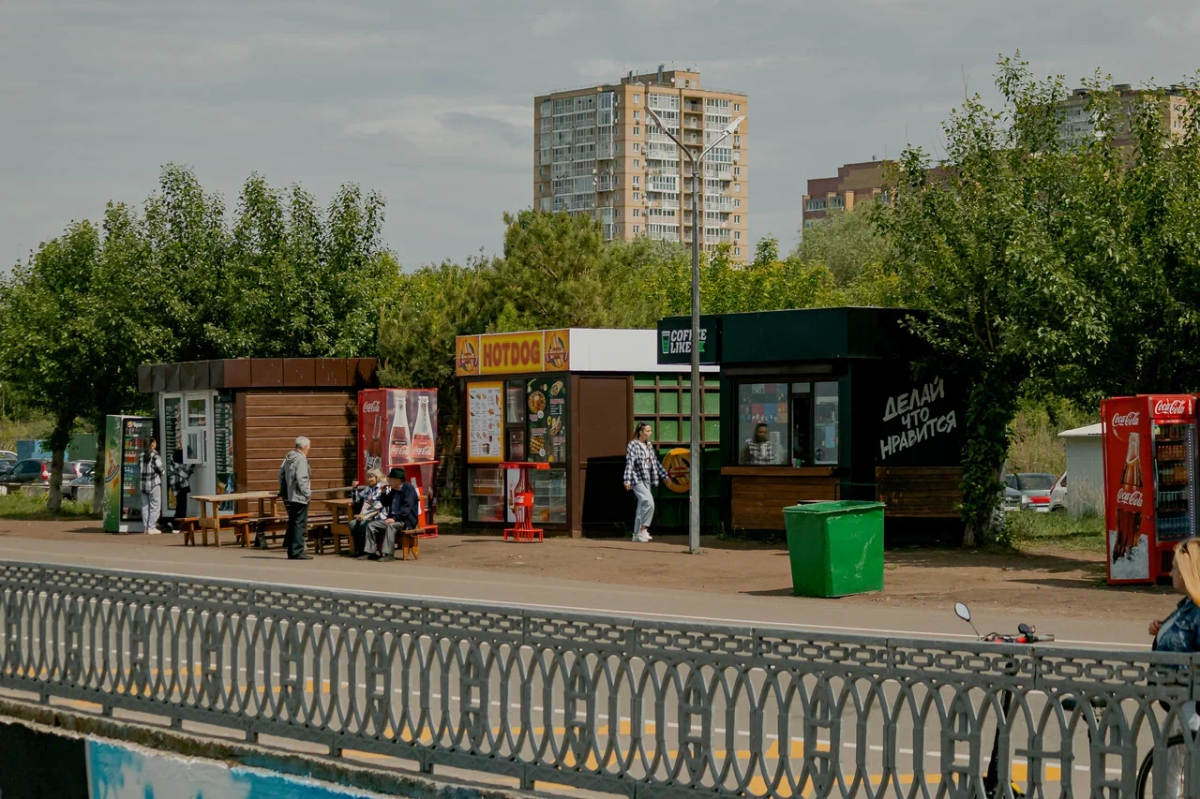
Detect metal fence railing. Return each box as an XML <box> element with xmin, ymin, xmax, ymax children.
<box><xmin>1</xmin><ymin>560</ymin><xmax>1197</xmax><ymax>798</ymax></box>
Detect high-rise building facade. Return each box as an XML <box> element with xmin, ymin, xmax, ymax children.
<box><xmin>1057</xmin><ymin>84</ymin><xmax>1190</xmax><ymax>148</ymax></box>
<box><xmin>534</xmin><ymin>68</ymin><xmax>749</xmax><ymax>259</ymax></box>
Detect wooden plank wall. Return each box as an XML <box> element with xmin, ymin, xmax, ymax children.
<box><xmin>243</xmin><ymin>391</ymin><xmax>357</xmax><ymax>492</ymax></box>
<box><xmin>876</xmin><ymin>466</ymin><xmax>963</xmax><ymax>518</ymax></box>
<box><xmin>730</xmin><ymin>476</ymin><xmax>839</xmax><ymax>531</ymax></box>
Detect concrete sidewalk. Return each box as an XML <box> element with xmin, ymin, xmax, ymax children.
<box><xmin>0</xmin><ymin>524</ymin><xmax>1162</xmax><ymax>650</ymax></box>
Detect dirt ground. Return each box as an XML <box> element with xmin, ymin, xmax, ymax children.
<box><xmin>0</xmin><ymin>516</ymin><xmax>1177</xmax><ymax>622</ymax></box>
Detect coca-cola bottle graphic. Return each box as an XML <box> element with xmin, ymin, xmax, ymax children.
<box><xmin>412</xmin><ymin>396</ymin><xmax>435</xmax><ymax>460</ymax></box>
<box><xmin>367</xmin><ymin>407</ymin><xmax>383</xmax><ymax>473</ymax></box>
<box><xmin>1113</xmin><ymin>432</ymin><xmax>1143</xmax><ymax>562</ymax></box>
<box><xmin>388</xmin><ymin>392</ymin><xmax>411</xmax><ymax>465</ymax></box>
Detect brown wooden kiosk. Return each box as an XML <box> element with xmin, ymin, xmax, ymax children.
<box><xmin>659</xmin><ymin>308</ymin><xmax>967</xmax><ymax>541</ymax></box>
<box><xmin>137</xmin><ymin>358</ymin><xmax>377</xmax><ymax>521</ymax></box>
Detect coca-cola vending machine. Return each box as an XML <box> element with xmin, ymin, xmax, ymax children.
<box><xmin>1102</xmin><ymin>395</ymin><xmax>1197</xmax><ymax>585</ymax></box>
<box><xmin>358</xmin><ymin>389</ymin><xmax>438</xmax><ymax>522</ymax></box>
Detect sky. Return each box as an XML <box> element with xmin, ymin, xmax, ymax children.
<box><xmin>4</xmin><ymin>0</ymin><xmax>1200</xmax><ymax>271</ymax></box>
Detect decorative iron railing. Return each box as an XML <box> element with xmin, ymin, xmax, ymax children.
<box><xmin>0</xmin><ymin>560</ymin><xmax>1196</xmax><ymax>797</ymax></box>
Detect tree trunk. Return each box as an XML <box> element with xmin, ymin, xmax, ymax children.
<box><xmin>46</xmin><ymin>410</ymin><xmax>74</xmax><ymax>514</ymax></box>
<box><xmin>960</xmin><ymin>366</ymin><xmax>1021</xmax><ymax>548</ymax></box>
<box><xmin>92</xmin><ymin>412</ymin><xmax>107</xmax><ymax>516</ymax></box>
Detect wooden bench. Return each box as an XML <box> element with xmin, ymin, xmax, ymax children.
<box><xmin>876</xmin><ymin>466</ymin><xmax>964</xmax><ymax>518</ymax></box>
<box><xmin>399</xmin><ymin>529</ymin><xmax>419</xmax><ymax>561</ymax></box>
<box><xmin>200</xmin><ymin>512</ymin><xmax>255</xmax><ymax>547</ymax></box>
<box><xmin>178</xmin><ymin>517</ymin><xmax>201</xmax><ymax>546</ymax></box>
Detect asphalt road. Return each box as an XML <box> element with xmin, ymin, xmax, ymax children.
<box><xmin>0</xmin><ymin>534</ymin><xmax>1156</xmax><ymax>649</ymax></box>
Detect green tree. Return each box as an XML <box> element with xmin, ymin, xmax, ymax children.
<box><xmin>874</xmin><ymin>55</ymin><xmax>1110</xmax><ymax>545</ymax></box>
<box><xmin>795</xmin><ymin>204</ymin><xmax>890</xmax><ymax>286</ymax></box>
<box><xmin>482</xmin><ymin>210</ymin><xmax>676</xmax><ymax>331</ymax></box>
<box><xmin>0</xmin><ymin>223</ymin><xmax>105</xmax><ymax>511</ymax></box>
<box><xmin>219</xmin><ymin>175</ymin><xmax>398</xmax><ymax>358</ymax></box>
<box><xmin>142</xmin><ymin>164</ymin><xmax>230</xmax><ymax>361</ymax></box>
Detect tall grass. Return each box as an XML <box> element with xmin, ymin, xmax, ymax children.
<box><xmin>0</xmin><ymin>491</ymin><xmax>94</xmax><ymax>519</ymax></box>
<box><xmin>1006</xmin><ymin>509</ymin><xmax>1105</xmax><ymax>553</ymax></box>
<box><xmin>1007</xmin><ymin>398</ymin><xmax>1098</xmax><ymax>475</ymax></box>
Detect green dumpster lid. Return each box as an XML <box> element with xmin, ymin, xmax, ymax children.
<box><xmin>783</xmin><ymin>500</ymin><xmax>885</xmax><ymax>514</ymax></box>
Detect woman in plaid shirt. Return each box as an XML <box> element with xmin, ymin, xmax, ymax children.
<box><xmin>623</xmin><ymin>422</ymin><xmax>669</xmax><ymax>542</ymax></box>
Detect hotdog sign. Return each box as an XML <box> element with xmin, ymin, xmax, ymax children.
<box><xmin>456</xmin><ymin>330</ymin><xmax>571</xmax><ymax>376</ymax></box>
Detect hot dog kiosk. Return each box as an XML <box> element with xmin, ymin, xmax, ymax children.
<box><xmin>1101</xmin><ymin>394</ymin><xmax>1197</xmax><ymax>584</ymax></box>
<box><xmin>456</xmin><ymin>328</ymin><xmax>720</xmax><ymax>537</ymax></box>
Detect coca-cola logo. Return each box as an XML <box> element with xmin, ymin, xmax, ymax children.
<box><xmin>1111</xmin><ymin>411</ymin><xmax>1140</xmax><ymax>428</ymax></box>
<box><xmin>1154</xmin><ymin>399</ymin><xmax>1190</xmax><ymax>416</ymax></box>
<box><xmin>362</xmin><ymin>401</ymin><xmax>381</xmax><ymax>414</ymax></box>
<box><xmin>1117</xmin><ymin>488</ymin><xmax>1144</xmax><ymax>508</ymax></box>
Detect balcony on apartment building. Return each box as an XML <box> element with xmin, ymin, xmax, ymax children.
<box><xmin>683</xmin><ymin>115</ymin><xmax>703</xmax><ymax>129</ymax></box>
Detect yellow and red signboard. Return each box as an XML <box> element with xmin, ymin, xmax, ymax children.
<box><xmin>455</xmin><ymin>336</ymin><xmax>481</xmax><ymax>376</ymax></box>
<box><xmin>544</xmin><ymin>329</ymin><xmax>570</xmax><ymax>372</ymax></box>
<box><xmin>456</xmin><ymin>330</ymin><xmax>571</xmax><ymax>377</ymax></box>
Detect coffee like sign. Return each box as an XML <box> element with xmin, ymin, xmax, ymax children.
<box><xmin>661</xmin><ymin>327</ymin><xmax>707</xmax><ymax>356</ymax></box>
<box><xmin>879</xmin><ymin>377</ymin><xmax>958</xmax><ymax>460</ymax></box>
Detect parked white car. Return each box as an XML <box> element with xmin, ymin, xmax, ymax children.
<box><xmin>1010</xmin><ymin>472</ymin><xmax>1057</xmax><ymax>513</ymax></box>
<box><xmin>1049</xmin><ymin>473</ymin><xmax>1067</xmax><ymax>512</ymax></box>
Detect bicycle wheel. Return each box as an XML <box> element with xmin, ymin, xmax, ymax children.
<box><xmin>1137</xmin><ymin>734</ymin><xmax>1187</xmax><ymax>798</ymax></box>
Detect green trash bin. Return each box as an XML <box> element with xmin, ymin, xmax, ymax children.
<box><xmin>782</xmin><ymin>500</ymin><xmax>885</xmax><ymax>598</ymax></box>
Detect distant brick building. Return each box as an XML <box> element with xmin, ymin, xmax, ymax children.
<box><xmin>801</xmin><ymin>160</ymin><xmax>888</xmax><ymax>230</ymax></box>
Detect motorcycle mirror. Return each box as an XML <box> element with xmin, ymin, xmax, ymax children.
<box><xmin>954</xmin><ymin>602</ymin><xmax>971</xmax><ymax>622</ymax></box>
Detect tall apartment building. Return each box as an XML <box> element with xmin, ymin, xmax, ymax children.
<box><xmin>1058</xmin><ymin>84</ymin><xmax>1190</xmax><ymax>148</ymax></box>
<box><xmin>801</xmin><ymin>160</ymin><xmax>888</xmax><ymax>230</ymax></box>
<box><xmin>534</xmin><ymin>68</ymin><xmax>750</xmax><ymax>259</ymax></box>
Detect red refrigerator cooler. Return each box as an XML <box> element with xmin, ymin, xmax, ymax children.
<box><xmin>358</xmin><ymin>388</ymin><xmax>438</xmax><ymax>527</ymax></box>
<box><xmin>1102</xmin><ymin>395</ymin><xmax>1197</xmax><ymax>584</ymax></box>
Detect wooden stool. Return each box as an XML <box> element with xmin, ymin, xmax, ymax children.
<box><xmin>399</xmin><ymin>529</ymin><xmax>419</xmax><ymax>561</ymax></box>
<box><xmin>178</xmin><ymin>518</ymin><xmax>200</xmax><ymax>546</ymax></box>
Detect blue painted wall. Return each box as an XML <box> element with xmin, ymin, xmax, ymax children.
<box><xmin>86</xmin><ymin>739</ymin><xmax>390</xmax><ymax>799</ymax></box>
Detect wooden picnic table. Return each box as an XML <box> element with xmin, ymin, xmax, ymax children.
<box><xmin>193</xmin><ymin>491</ymin><xmax>278</xmax><ymax>548</ymax></box>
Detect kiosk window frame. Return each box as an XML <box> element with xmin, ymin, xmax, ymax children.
<box><xmin>736</xmin><ymin>379</ymin><xmax>839</xmax><ymax>467</ymax></box>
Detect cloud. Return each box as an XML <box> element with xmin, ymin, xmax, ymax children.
<box><xmin>5</xmin><ymin>0</ymin><xmax>1200</xmax><ymax>269</ymax></box>
<box><xmin>342</xmin><ymin>97</ymin><xmax>532</xmax><ymax>170</ymax></box>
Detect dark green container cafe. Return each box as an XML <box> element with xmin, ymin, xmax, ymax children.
<box><xmin>657</xmin><ymin>307</ymin><xmax>967</xmax><ymax>541</ymax></box>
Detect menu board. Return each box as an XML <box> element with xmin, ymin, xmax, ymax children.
<box><xmin>163</xmin><ymin>398</ymin><xmax>182</xmax><ymax>510</ymax></box>
<box><xmin>526</xmin><ymin>376</ymin><xmax>568</xmax><ymax>464</ymax></box>
<box><xmin>467</xmin><ymin>382</ymin><xmax>504</xmax><ymax>463</ymax></box>
<box><xmin>214</xmin><ymin>394</ymin><xmax>236</xmax><ymax>506</ymax></box>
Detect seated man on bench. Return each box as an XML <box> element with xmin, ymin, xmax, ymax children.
<box><xmin>359</xmin><ymin>467</ymin><xmax>419</xmax><ymax>563</ymax></box>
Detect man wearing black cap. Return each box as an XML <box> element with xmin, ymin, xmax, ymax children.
<box><xmin>359</xmin><ymin>467</ymin><xmax>419</xmax><ymax>562</ymax></box>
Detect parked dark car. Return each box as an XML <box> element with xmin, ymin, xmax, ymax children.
<box><xmin>4</xmin><ymin>459</ymin><xmax>88</xmax><ymax>487</ymax></box>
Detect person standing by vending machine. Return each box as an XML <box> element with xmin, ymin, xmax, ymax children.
<box><xmin>138</xmin><ymin>438</ymin><xmax>164</xmax><ymax>534</ymax></box>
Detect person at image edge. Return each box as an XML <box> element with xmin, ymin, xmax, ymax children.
<box><xmin>1148</xmin><ymin>539</ymin><xmax>1200</xmax><ymax>796</ymax></box>
<box><xmin>278</xmin><ymin>436</ymin><xmax>313</xmax><ymax>560</ymax></box>
<box><xmin>624</xmin><ymin>422</ymin><xmax>669</xmax><ymax>543</ymax></box>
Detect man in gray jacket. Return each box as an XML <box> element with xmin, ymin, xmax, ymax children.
<box><xmin>278</xmin><ymin>436</ymin><xmax>313</xmax><ymax>561</ymax></box>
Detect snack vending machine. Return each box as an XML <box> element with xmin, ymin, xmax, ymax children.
<box><xmin>1102</xmin><ymin>395</ymin><xmax>1197</xmax><ymax>584</ymax></box>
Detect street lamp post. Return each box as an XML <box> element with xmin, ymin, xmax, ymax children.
<box><xmin>645</xmin><ymin>103</ymin><xmax>744</xmax><ymax>554</ymax></box>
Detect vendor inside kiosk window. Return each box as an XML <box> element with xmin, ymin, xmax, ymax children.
<box><xmin>737</xmin><ymin>381</ymin><xmax>839</xmax><ymax>467</ymax></box>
